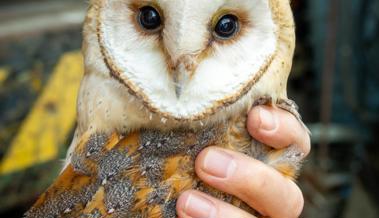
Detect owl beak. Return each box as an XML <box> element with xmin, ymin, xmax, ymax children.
<box><xmin>175</xmin><ymin>82</ymin><xmax>182</xmax><ymax>99</ymax></box>
<box><xmin>173</xmin><ymin>65</ymin><xmax>189</xmax><ymax>99</ymax></box>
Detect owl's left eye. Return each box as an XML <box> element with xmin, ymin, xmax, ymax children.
<box><xmin>138</xmin><ymin>6</ymin><xmax>162</xmax><ymax>31</ymax></box>
<box><xmin>214</xmin><ymin>14</ymin><xmax>239</xmax><ymax>39</ymax></box>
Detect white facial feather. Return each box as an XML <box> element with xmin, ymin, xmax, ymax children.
<box><xmin>95</xmin><ymin>0</ymin><xmax>278</xmax><ymax>120</ymax></box>
<box><xmin>79</xmin><ymin>0</ymin><xmax>295</xmax><ymax>130</ymax></box>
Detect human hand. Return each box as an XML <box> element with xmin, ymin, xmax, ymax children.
<box><xmin>176</xmin><ymin>105</ymin><xmax>311</xmax><ymax>218</ymax></box>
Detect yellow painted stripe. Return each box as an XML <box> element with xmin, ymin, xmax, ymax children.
<box><xmin>0</xmin><ymin>51</ymin><xmax>83</xmax><ymax>175</ymax></box>
<box><xmin>0</xmin><ymin>67</ymin><xmax>10</xmax><ymax>85</ymax></box>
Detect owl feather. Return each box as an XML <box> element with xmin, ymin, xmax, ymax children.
<box><xmin>25</xmin><ymin>0</ymin><xmax>306</xmax><ymax>217</ymax></box>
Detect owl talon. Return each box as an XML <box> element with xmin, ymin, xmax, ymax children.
<box><xmin>276</xmin><ymin>98</ymin><xmax>310</xmax><ymax>135</ymax></box>
<box><xmin>276</xmin><ymin>99</ymin><xmax>300</xmax><ymax>120</ymax></box>
<box><xmin>253</xmin><ymin>96</ymin><xmax>273</xmax><ymax>107</ymax></box>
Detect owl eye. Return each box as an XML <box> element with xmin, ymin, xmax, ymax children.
<box><xmin>138</xmin><ymin>6</ymin><xmax>162</xmax><ymax>31</ymax></box>
<box><xmin>214</xmin><ymin>14</ymin><xmax>239</xmax><ymax>39</ymax></box>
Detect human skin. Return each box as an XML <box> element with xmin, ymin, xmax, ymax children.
<box><xmin>176</xmin><ymin>105</ymin><xmax>311</xmax><ymax>218</ymax></box>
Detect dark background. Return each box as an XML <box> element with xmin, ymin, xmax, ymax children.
<box><xmin>0</xmin><ymin>0</ymin><xmax>378</xmax><ymax>217</ymax></box>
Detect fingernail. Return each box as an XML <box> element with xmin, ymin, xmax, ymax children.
<box><xmin>202</xmin><ymin>149</ymin><xmax>237</xmax><ymax>179</ymax></box>
<box><xmin>184</xmin><ymin>193</ymin><xmax>216</xmax><ymax>218</ymax></box>
<box><xmin>259</xmin><ymin>107</ymin><xmax>277</xmax><ymax>131</ymax></box>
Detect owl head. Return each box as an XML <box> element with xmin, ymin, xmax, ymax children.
<box><xmin>82</xmin><ymin>0</ymin><xmax>295</xmax><ymax>124</ymax></box>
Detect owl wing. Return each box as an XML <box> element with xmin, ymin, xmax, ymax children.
<box><xmin>24</xmin><ymin>132</ymin><xmax>121</xmax><ymax>218</ymax></box>
<box><xmin>25</xmin><ymin>98</ymin><xmax>306</xmax><ymax>218</ymax></box>
<box><xmin>24</xmin><ymin>129</ymin><xmax>210</xmax><ymax>218</ymax></box>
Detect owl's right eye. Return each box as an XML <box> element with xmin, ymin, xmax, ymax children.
<box><xmin>138</xmin><ymin>6</ymin><xmax>162</xmax><ymax>31</ymax></box>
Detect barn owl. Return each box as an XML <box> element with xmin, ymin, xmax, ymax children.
<box><xmin>26</xmin><ymin>0</ymin><xmax>305</xmax><ymax>217</ymax></box>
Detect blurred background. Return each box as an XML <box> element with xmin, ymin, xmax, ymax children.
<box><xmin>0</xmin><ymin>0</ymin><xmax>378</xmax><ymax>217</ymax></box>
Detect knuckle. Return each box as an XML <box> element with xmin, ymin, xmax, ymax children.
<box><xmin>271</xmin><ymin>181</ymin><xmax>304</xmax><ymax>218</ymax></box>
<box><xmin>248</xmin><ymin>165</ymin><xmax>270</xmax><ymax>195</ymax></box>
<box><xmin>286</xmin><ymin>184</ymin><xmax>304</xmax><ymax>218</ymax></box>
<box><xmin>302</xmin><ymin>134</ymin><xmax>311</xmax><ymax>156</ymax></box>
<box><xmin>291</xmin><ymin>193</ymin><xmax>304</xmax><ymax>218</ymax></box>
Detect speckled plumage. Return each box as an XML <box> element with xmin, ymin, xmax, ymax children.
<box><xmin>26</xmin><ymin>0</ymin><xmax>305</xmax><ymax>217</ymax></box>
<box><xmin>26</xmin><ymin>114</ymin><xmax>303</xmax><ymax>218</ymax></box>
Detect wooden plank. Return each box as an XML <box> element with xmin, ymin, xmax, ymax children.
<box><xmin>0</xmin><ymin>51</ymin><xmax>83</xmax><ymax>175</ymax></box>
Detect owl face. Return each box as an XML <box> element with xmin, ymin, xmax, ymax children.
<box><xmin>93</xmin><ymin>0</ymin><xmax>294</xmax><ymax>121</ymax></box>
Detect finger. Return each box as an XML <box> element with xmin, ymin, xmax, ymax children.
<box><xmin>247</xmin><ymin>105</ymin><xmax>311</xmax><ymax>155</ymax></box>
<box><xmin>177</xmin><ymin>190</ymin><xmax>257</xmax><ymax>218</ymax></box>
<box><xmin>195</xmin><ymin>147</ymin><xmax>304</xmax><ymax>218</ymax></box>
